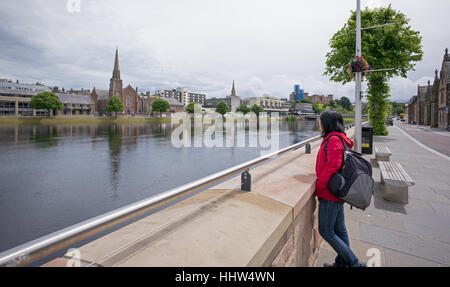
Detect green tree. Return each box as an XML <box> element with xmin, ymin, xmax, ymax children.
<box><xmin>106</xmin><ymin>95</ymin><xmax>124</xmax><ymax>117</ymax></box>
<box><xmin>338</xmin><ymin>97</ymin><xmax>353</xmax><ymax>111</ymax></box>
<box><xmin>324</xmin><ymin>5</ymin><xmax>423</xmax><ymax>135</ymax></box>
<box><xmin>329</xmin><ymin>100</ymin><xmax>337</xmax><ymax>108</ymax></box>
<box><xmin>300</xmin><ymin>99</ymin><xmax>314</xmax><ymax>105</ymax></box>
<box><xmin>186</xmin><ymin>102</ymin><xmax>202</xmax><ymax>114</ymax></box>
<box><xmin>236</xmin><ymin>104</ymin><xmax>251</xmax><ymax>115</ymax></box>
<box><xmin>30</xmin><ymin>92</ymin><xmax>63</xmax><ymax>117</ymax></box>
<box><xmin>391</xmin><ymin>101</ymin><xmax>406</xmax><ymax>116</ymax></box>
<box><xmin>250</xmin><ymin>104</ymin><xmax>264</xmax><ymax>116</ymax></box>
<box><xmin>313</xmin><ymin>103</ymin><xmax>325</xmax><ymax>114</ymax></box>
<box><xmin>215</xmin><ymin>100</ymin><xmax>229</xmax><ymax>116</ymax></box>
<box><xmin>152</xmin><ymin>98</ymin><xmax>171</xmax><ymax>117</ymax></box>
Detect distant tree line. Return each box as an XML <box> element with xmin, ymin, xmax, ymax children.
<box><xmin>297</xmin><ymin>97</ymin><xmax>355</xmax><ymax>115</ymax></box>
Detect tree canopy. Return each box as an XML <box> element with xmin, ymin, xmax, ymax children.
<box><xmin>324</xmin><ymin>5</ymin><xmax>423</xmax><ymax>135</ymax></box>
<box><xmin>215</xmin><ymin>100</ymin><xmax>229</xmax><ymax>115</ymax></box>
<box><xmin>390</xmin><ymin>101</ymin><xmax>406</xmax><ymax>116</ymax></box>
<box><xmin>236</xmin><ymin>104</ymin><xmax>251</xmax><ymax>115</ymax></box>
<box><xmin>186</xmin><ymin>102</ymin><xmax>202</xmax><ymax>114</ymax></box>
<box><xmin>299</xmin><ymin>99</ymin><xmax>314</xmax><ymax>104</ymax></box>
<box><xmin>152</xmin><ymin>98</ymin><xmax>170</xmax><ymax>117</ymax></box>
<box><xmin>324</xmin><ymin>5</ymin><xmax>423</xmax><ymax>83</ymax></box>
<box><xmin>30</xmin><ymin>92</ymin><xmax>63</xmax><ymax>115</ymax></box>
<box><xmin>250</xmin><ymin>104</ymin><xmax>265</xmax><ymax>116</ymax></box>
<box><xmin>338</xmin><ymin>96</ymin><xmax>353</xmax><ymax>111</ymax></box>
<box><xmin>106</xmin><ymin>95</ymin><xmax>124</xmax><ymax>116</ymax></box>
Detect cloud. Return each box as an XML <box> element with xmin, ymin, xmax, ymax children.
<box><xmin>364</xmin><ymin>0</ymin><xmax>390</xmax><ymax>9</ymax></box>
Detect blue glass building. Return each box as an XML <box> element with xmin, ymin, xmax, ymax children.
<box><xmin>294</xmin><ymin>84</ymin><xmax>305</xmax><ymax>101</ymax></box>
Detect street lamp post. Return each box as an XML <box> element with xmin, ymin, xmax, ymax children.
<box><xmin>354</xmin><ymin>0</ymin><xmax>394</xmax><ymax>153</ymax></box>
<box><xmin>355</xmin><ymin>0</ymin><xmax>362</xmax><ymax>153</ymax></box>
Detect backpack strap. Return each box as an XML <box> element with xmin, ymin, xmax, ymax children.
<box><xmin>324</xmin><ymin>135</ymin><xmax>349</xmax><ymax>163</ymax></box>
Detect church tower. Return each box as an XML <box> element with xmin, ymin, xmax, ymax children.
<box><xmin>230</xmin><ymin>80</ymin><xmax>240</xmax><ymax>113</ymax></box>
<box><xmin>231</xmin><ymin>80</ymin><xmax>237</xmax><ymax>98</ymax></box>
<box><xmin>109</xmin><ymin>47</ymin><xmax>123</xmax><ymax>99</ymax></box>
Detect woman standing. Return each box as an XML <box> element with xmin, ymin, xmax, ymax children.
<box><xmin>315</xmin><ymin>111</ymin><xmax>364</xmax><ymax>267</ymax></box>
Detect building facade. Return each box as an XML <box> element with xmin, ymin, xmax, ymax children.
<box><xmin>245</xmin><ymin>94</ymin><xmax>282</xmax><ymax>109</ymax></box>
<box><xmin>293</xmin><ymin>84</ymin><xmax>305</xmax><ymax>101</ymax></box>
<box><xmin>304</xmin><ymin>94</ymin><xmax>333</xmax><ymax>105</ymax></box>
<box><xmin>407</xmin><ymin>48</ymin><xmax>450</xmax><ymax>130</ymax></box>
<box><xmin>295</xmin><ymin>103</ymin><xmax>314</xmax><ymax>114</ymax></box>
<box><xmin>407</xmin><ymin>96</ymin><xmax>418</xmax><ymax>124</ymax></box>
<box><xmin>244</xmin><ymin>94</ymin><xmax>289</xmax><ymax>116</ymax></box>
<box><xmin>438</xmin><ymin>49</ymin><xmax>450</xmax><ymax>130</ymax></box>
<box><xmin>418</xmin><ymin>85</ymin><xmax>427</xmax><ymax>126</ymax></box>
<box><xmin>0</xmin><ymin>88</ymin><xmax>95</xmax><ymax>117</ymax></box>
<box><xmin>158</xmin><ymin>88</ymin><xmax>206</xmax><ymax>107</ymax></box>
<box><xmin>0</xmin><ymin>79</ymin><xmax>50</xmax><ymax>92</ymax></box>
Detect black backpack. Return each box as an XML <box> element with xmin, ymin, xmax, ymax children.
<box><xmin>325</xmin><ymin>135</ymin><xmax>374</xmax><ymax>210</ymax></box>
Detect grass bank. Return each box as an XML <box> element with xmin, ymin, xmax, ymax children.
<box><xmin>344</xmin><ymin>118</ymin><xmax>355</xmax><ymax>124</ymax></box>
<box><xmin>0</xmin><ymin>116</ymin><xmax>172</xmax><ymax>126</ymax></box>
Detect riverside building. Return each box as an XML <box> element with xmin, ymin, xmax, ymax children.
<box><xmin>158</xmin><ymin>88</ymin><xmax>206</xmax><ymax>107</ymax></box>
<box><xmin>407</xmin><ymin>48</ymin><xmax>450</xmax><ymax>130</ymax></box>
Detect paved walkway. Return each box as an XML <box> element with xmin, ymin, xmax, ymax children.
<box><xmin>315</xmin><ymin>125</ymin><xmax>450</xmax><ymax>267</ymax></box>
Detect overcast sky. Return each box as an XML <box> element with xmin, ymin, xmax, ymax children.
<box><xmin>0</xmin><ymin>0</ymin><xmax>449</xmax><ymax>102</ymax></box>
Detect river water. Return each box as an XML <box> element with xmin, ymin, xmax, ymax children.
<box><xmin>0</xmin><ymin>120</ymin><xmax>319</xmax><ymax>252</ymax></box>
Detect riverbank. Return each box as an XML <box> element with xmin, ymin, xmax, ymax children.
<box><xmin>0</xmin><ymin>116</ymin><xmax>172</xmax><ymax>126</ymax></box>
<box><xmin>0</xmin><ymin>115</ymin><xmax>314</xmax><ymax>126</ymax></box>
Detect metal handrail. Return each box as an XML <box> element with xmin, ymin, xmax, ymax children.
<box><xmin>0</xmin><ymin>122</ymin><xmax>358</xmax><ymax>267</ymax></box>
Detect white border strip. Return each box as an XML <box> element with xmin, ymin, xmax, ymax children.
<box><xmin>394</xmin><ymin>126</ymin><xmax>450</xmax><ymax>161</ymax></box>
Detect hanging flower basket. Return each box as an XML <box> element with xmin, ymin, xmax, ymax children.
<box><xmin>346</xmin><ymin>56</ymin><xmax>372</xmax><ymax>78</ymax></box>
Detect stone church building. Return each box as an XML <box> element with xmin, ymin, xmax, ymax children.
<box><xmin>407</xmin><ymin>48</ymin><xmax>450</xmax><ymax>130</ymax></box>
<box><xmin>91</xmin><ymin>49</ymin><xmax>145</xmax><ymax>115</ymax></box>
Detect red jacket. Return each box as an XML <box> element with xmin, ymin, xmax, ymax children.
<box><xmin>315</xmin><ymin>132</ymin><xmax>354</xmax><ymax>202</ymax></box>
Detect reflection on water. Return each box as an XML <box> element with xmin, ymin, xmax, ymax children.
<box><xmin>0</xmin><ymin>120</ymin><xmax>319</xmax><ymax>252</ymax></box>
<box><xmin>108</xmin><ymin>126</ymin><xmax>122</xmax><ymax>198</ymax></box>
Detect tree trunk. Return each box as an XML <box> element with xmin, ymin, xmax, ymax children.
<box><xmin>367</xmin><ymin>74</ymin><xmax>389</xmax><ymax>136</ymax></box>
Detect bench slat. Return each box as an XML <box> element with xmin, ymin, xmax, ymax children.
<box><xmin>375</xmin><ymin>145</ymin><xmax>392</xmax><ymax>156</ymax></box>
<box><xmin>379</xmin><ymin>161</ymin><xmax>414</xmax><ymax>186</ymax></box>
<box><xmin>394</xmin><ymin>162</ymin><xmax>415</xmax><ymax>185</ymax></box>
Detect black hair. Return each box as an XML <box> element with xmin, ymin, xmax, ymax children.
<box><xmin>319</xmin><ymin>110</ymin><xmax>346</xmax><ymax>138</ymax></box>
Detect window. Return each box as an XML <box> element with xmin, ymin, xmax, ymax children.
<box><xmin>127</xmin><ymin>96</ymin><xmax>132</xmax><ymax>107</ymax></box>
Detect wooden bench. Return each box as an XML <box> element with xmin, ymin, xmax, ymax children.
<box><xmin>379</xmin><ymin>161</ymin><xmax>415</xmax><ymax>204</ymax></box>
<box><xmin>375</xmin><ymin>145</ymin><xmax>392</xmax><ymax>162</ymax></box>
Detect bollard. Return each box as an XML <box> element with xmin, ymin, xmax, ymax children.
<box><xmin>305</xmin><ymin>143</ymin><xmax>311</xmax><ymax>154</ymax></box>
<box><xmin>241</xmin><ymin>171</ymin><xmax>251</xmax><ymax>192</ymax></box>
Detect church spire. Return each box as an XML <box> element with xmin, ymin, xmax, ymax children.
<box><xmin>231</xmin><ymin>80</ymin><xmax>236</xmax><ymax>97</ymax></box>
<box><xmin>109</xmin><ymin>46</ymin><xmax>123</xmax><ymax>99</ymax></box>
<box><xmin>112</xmin><ymin>47</ymin><xmax>120</xmax><ymax>79</ymax></box>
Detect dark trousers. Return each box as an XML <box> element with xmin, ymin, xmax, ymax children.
<box><xmin>318</xmin><ymin>198</ymin><xmax>360</xmax><ymax>267</ymax></box>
